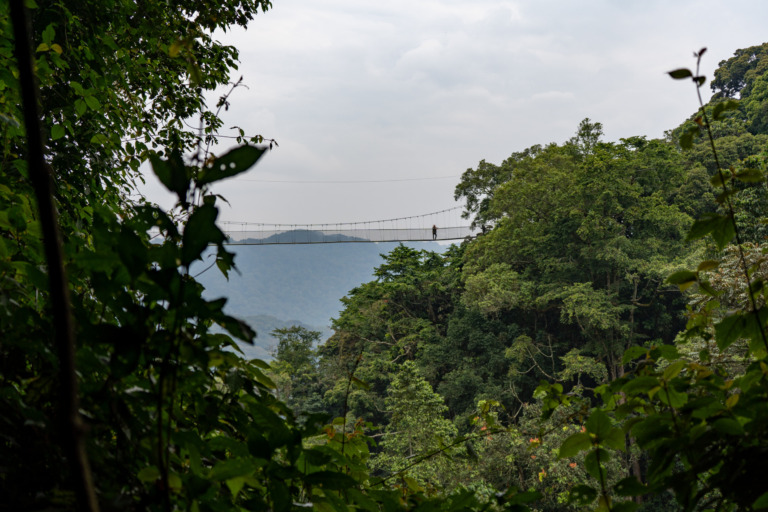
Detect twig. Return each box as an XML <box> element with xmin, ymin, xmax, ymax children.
<box><xmin>691</xmin><ymin>49</ymin><xmax>768</xmax><ymax>353</ymax></box>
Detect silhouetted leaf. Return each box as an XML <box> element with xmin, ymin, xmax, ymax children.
<box><xmin>668</xmin><ymin>68</ymin><xmax>693</xmax><ymax>79</ymax></box>
<box><xmin>614</xmin><ymin>477</ymin><xmax>647</xmax><ymax>497</ymax></box>
<box><xmin>182</xmin><ymin>203</ymin><xmax>225</xmax><ymax>266</ymax></box>
<box><xmin>198</xmin><ymin>145</ymin><xmax>266</xmax><ymax>185</ymax></box>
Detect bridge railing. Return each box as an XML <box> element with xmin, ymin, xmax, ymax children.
<box><xmin>222</xmin><ymin>226</ymin><xmax>476</xmax><ymax>245</ymax></box>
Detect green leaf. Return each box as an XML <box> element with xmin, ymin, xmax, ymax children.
<box><xmin>622</xmin><ymin>376</ymin><xmax>660</xmax><ymax>395</ymax></box>
<box><xmin>209</xmin><ymin>457</ymin><xmax>266</xmax><ymax>480</ymax></box>
<box><xmin>697</xmin><ymin>280</ymin><xmax>718</xmax><ymax>296</ymax></box>
<box><xmin>51</xmin><ymin>124</ymin><xmax>65</xmax><ymax>140</ymax></box>
<box><xmin>697</xmin><ymin>260</ymin><xmax>719</xmax><ymax>272</ymax></box>
<box><xmin>168</xmin><ymin>473</ymin><xmax>182</xmax><ymax>493</ymax></box>
<box><xmin>715</xmin><ymin>313</ymin><xmax>746</xmax><ymax>351</ymax></box>
<box><xmin>710</xmin><ymin>171</ymin><xmax>727</xmax><ymax>187</ymax></box>
<box><xmin>506</xmin><ymin>490</ymin><xmax>542</xmax><ymax>505</ymax></box>
<box><xmin>351</xmin><ymin>375</ymin><xmax>370</xmax><ymax>390</ymax></box>
<box><xmin>182</xmin><ymin>203</ymin><xmax>225</xmax><ymax>265</ymax></box>
<box><xmin>733</xmin><ymin>167</ymin><xmax>763</xmax><ymax>183</ymax></box>
<box><xmin>686</xmin><ymin>212</ymin><xmax>729</xmax><ymax>242</ymax></box>
<box><xmin>711</xmin><ymin>219</ymin><xmax>736</xmax><ymax>250</ymax></box>
<box><xmin>568</xmin><ymin>484</ymin><xmax>597</xmax><ymax>506</ymax></box>
<box><xmin>662</xmin><ymin>360</ymin><xmax>686</xmax><ymax>381</ymax></box>
<box><xmin>753</xmin><ymin>491</ymin><xmax>768</xmax><ymax>509</ymax></box>
<box><xmin>654</xmin><ymin>344</ymin><xmax>680</xmax><ymax>361</ymax></box>
<box><xmin>169</xmin><ymin>40</ymin><xmax>183</xmax><ymax>58</ymax></box>
<box><xmin>667</xmin><ymin>270</ymin><xmax>697</xmax><ymax>291</ymax></box>
<box><xmin>197</xmin><ymin>145</ymin><xmax>266</xmax><ymax>186</ymax></box>
<box><xmin>303</xmin><ymin>470</ymin><xmax>357</xmax><ymax>490</ymax></box>
<box><xmin>137</xmin><ymin>466</ymin><xmax>160</xmax><ymax>483</ymax></box>
<box><xmin>613</xmin><ymin>477</ymin><xmax>647</xmax><ymax>497</ymax></box>
<box><xmin>680</xmin><ymin>129</ymin><xmax>695</xmax><ymax>150</ymax></box>
<box><xmin>584</xmin><ymin>448</ymin><xmax>609</xmax><ymax>481</ymax></box>
<box><xmin>611</xmin><ymin>502</ymin><xmax>639</xmax><ymax>512</ymax></box>
<box><xmin>559</xmin><ymin>432</ymin><xmax>592</xmax><ymax>458</ymax></box>
<box><xmin>247</xmin><ymin>432</ymin><xmax>272</xmax><ymax>459</ymax></box>
<box><xmin>75</xmin><ymin>99</ymin><xmax>87</xmax><ymax>116</ymax></box>
<box><xmin>225</xmin><ymin>477</ymin><xmax>246</xmax><ymax>499</ymax></box>
<box><xmin>150</xmin><ymin>151</ymin><xmax>190</xmax><ymax>204</ymax></box>
<box><xmin>603</xmin><ymin>428</ymin><xmax>626</xmax><ymax>451</ymax></box>
<box><xmin>631</xmin><ymin>416</ymin><xmax>672</xmax><ymax>448</ymax></box>
<box><xmin>622</xmin><ymin>346</ymin><xmax>648</xmax><ymax>364</ymax></box>
<box><xmin>712</xmin><ymin>99</ymin><xmax>739</xmax><ymax>120</ymax></box>
<box><xmin>217</xmin><ymin>315</ymin><xmax>256</xmax><ymax>343</ymax></box>
<box><xmin>187</xmin><ymin>61</ymin><xmax>203</xmax><ymax>86</ymax></box>
<box><xmin>658</xmin><ymin>384</ymin><xmax>687</xmax><ymax>408</ymax></box>
<box><xmin>711</xmin><ymin>418</ymin><xmax>744</xmax><ymax>436</ymax></box>
<box><xmin>745</xmin><ymin>306</ymin><xmax>768</xmax><ymax>357</ymax></box>
<box><xmin>85</xmin><ymin>95</ymin><xmax>101</xmax><ymax>111</ymax></box>
<box><xmin>42</xmin><ymin>24</ymin><xmax>54</xmax><ymax>45</ymax></box>
<box><xmin>585</xmin><ymin>409</ymin><xmax>612</xmax><ymax>440</ymax></box>
<box><xmin>668</xmin><ymin>68</ymin><xmax>693</xmax><ymax>79</ymax></box>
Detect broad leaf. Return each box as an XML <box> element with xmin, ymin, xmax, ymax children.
<box><xmin>613</xmin><ymin>477</ymin><xmax>647</xmax><ymax>497</ymax></box>
<box><xmin>559</xmin><ymin>432</ymin><xmax>592</xmax><ymax>458</ymax></box>
<box><xmin>668</xmin><ymin>68</ymin><xmax>693</xmax><ymax>79</ymax></box>
<box><xmin>569</xmin><ymin>484</ymin><xmax>597</xmax><ymax>506</ymax></box>
<box><xmin>181</xmin><ymin>203</ymin><xmax>225</xmax><ymax>266</ymax></box>
<box><xmin>715</xmin><ymin>313</ymin><xmax>746</xmax><ymax>351</ymax></box>
<box><xmin>198</xmin><ymin>145</ymin><xmax>266</xmax><ymax>185</ymax></box>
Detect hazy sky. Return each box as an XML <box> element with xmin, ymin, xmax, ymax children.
<box><xmin>139</xmin><ymin>0</ymin><xmax>768</xmax><ymax>228</ymax></box>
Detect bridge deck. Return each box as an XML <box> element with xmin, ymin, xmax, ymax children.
<box><xmin>222</xmin><ymin>226</ymin><xmax>475</xmax><ymax>245</ymax></box>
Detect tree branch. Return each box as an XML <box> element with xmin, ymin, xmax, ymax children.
<box><xmin>9</xmin><ymin>1</ymin><xmax>99</xmax><ymax>510</ymax></box>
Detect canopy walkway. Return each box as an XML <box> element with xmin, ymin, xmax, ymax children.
<box><xmin>221</xmin><ymin>207</ymin><xmax>477</xmax><ymax>245</ymax></box>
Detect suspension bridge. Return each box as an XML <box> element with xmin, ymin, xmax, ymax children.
<box><xmin>221</xmin><ymin>206</ymin><xmax>477</xmax><ymax>245</ymax></box>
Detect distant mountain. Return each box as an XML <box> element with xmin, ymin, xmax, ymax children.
<box><xmin>194</xmin><ymin>231</ymin><xmax>445</xmax><ymax>339</ymax></box>
<box><xmin>240</xmin><ymin>229</ymin><xmax>369</xmax><ymax>244</ymax></box>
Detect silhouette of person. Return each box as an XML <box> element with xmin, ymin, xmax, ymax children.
<box><xmin>432</xmin><ymin>224</ymin><xmax>437</xmax><ymax>240</ymax></box>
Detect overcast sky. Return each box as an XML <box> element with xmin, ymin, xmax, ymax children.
<box><xmin>140</xmin><ymin>0</ymin><xmax>768</xmax><ymax>228</ymax></box>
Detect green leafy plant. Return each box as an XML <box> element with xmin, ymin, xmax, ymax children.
<box><xmin>542</xmin><ymin>48</ymin><xmax>768</xmax><ymax>512</ymax></box>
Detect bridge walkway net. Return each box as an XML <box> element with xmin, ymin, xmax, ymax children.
<box><xmin>220</xmin><ymin>207</ymin><xmax>477</xmax><ymax>245</ymax></box>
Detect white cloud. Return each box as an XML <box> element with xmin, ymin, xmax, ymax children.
<box><xmin>139</xmin><ymin>0</ymin><xmax>768</xmax><ymax>225</ymax></box>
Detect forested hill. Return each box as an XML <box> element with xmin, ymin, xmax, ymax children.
<box><xmin>267</xmin><ymin>44</ymin><xmax>768</xmax><ymax>509</ymax></box>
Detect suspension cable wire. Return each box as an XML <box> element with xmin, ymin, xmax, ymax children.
<box><xmin>218</xmin><ymin>206</ymin><xmax>466</xmax><ymax>229</ymax></box>
<box><xmin>228</xmin><ymin>175</ymin><xmax>460</xmax><ymax>184</ymax></box>
<box><xmin>219</xmin><ymin>206</ymin><xmax>477</xmax><ymax>245</ymax></box>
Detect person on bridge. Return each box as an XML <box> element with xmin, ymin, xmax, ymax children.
<box><xmin>432</xmin><ymin>224</ymin><xmax>437</xmax><ymax>240</ymax></box>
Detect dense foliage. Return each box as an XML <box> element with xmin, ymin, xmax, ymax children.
<box><xmin>2</xmin><ymin>1</ymin><xmax>485</xmax><ymax>510</ymax></box>
<box><xmin>4</xmin><ymin>0</ymin><xmax>768</xmax><ymax>508</ymax></box>
<box><xmin>293</xmin><ymin>47</ymin><xmax>768</xmax><ymax>511</ymax></box>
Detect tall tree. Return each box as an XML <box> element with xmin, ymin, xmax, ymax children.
<box><xmin>370</xmin><ymin>361</ymin><xmax>464</xmax><ymax>492</ymax></box>
<box><xmin>459</xmin><ymin>128</ymin><xmax>701</xmax><ymax>382</ymax></box>
<box><xmin>268</xmin><ymin>326</ymin><xmax>325</xmax><ymax>417</ymax></box>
